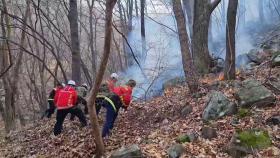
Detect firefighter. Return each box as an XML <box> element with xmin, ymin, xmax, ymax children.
<box><xmin>41</xmin><ymin>82</ymin><xmax>64</xmax><ymax>119</ymax></box>
<box><xmin>96</xmin><ymin>79</ymin><xmax>136</xmax><ymax>137</ymax></box>
<box><xmin>53</xmin><ymin>80</ymin><xmax>87</xmax><ymax>136</ymax></box>
<box><xmin>107</xmin><ymin>73</ymin><xmax>119</xmax><ymax>92</ymax></box>
<box><xmin>70</xmin><ymin>83</ymin><xmax>89</xmax><ymax>120</ymax></box>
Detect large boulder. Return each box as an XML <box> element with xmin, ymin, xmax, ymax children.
<box><xmin>235</xmin><ymin>79</ymin><xmax>276</xmax><ymax>108</ymax></box>
<box><xmin>167</xmin><ymin>144</ymin><xmax>185</xmax><ymax>158</ymax></box>
<box><xmin>163</xmin><ymin>77</ymin><xmax>185</xmax><ymax>90</ymax></box>
<box><xmin>202</xmin><ymin>91</ymin><xmax>237</xmax><ymax>120</ymax></box>
<box><xmin>247</xmin><ymin>49</ymin><xmax>265</xmax><ymax>64</ymax></box>
<box><xmin>110</xmin><ymin>144</ymin><xmax>143</xmax><ymax>158</ymax></box>
<box><xmin>225</xmin><ymin>129</ymin><xmax>272</xmax><ymax>158</ymax></box>
<box><xmin>247</xmin><ymin>49</ymin><xmax>271</xmax><ymax>64</ymax></box>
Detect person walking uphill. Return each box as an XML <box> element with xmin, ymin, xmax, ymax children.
<box><xmin>53</xmin><ymin>80</ymin><xmax>87</xmax><ymax>135</ymax></box>
<box><xmin>96</xmin><ymin>79</ymin><xmax>136</xmax><ymax>137</ymax></box>
<box><xmin>41</xmin><ymin>82</ymin><xmax>64</xmax><ymax>119</ymax></box>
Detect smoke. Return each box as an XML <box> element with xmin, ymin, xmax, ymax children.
<box><xmin>210</xmin><ymin>0</ymin><xmax>279</xmax><ymax>62</ymax></box>
<box><xmin>121</xmin><ymin>0</ymin><xmax>279</xmax><ymax>99</ymax></box>
<box><xmin>121</xmin><ymin>15</ymin><xmax>184</xmax><ymax>99</ymax></box>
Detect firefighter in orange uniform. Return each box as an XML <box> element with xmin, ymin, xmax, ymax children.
<box><xmin>96</xmin><ymin>79</ymin><xmax>136</xmax><ymax>137</ymax></box>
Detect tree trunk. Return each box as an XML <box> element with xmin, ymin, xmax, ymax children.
<box><xmin>140</xmin><ymin>0</ymin><xmax>146</xmax><ymax>58</ymax></box>
<box><xmin>87</xmin><ymin>0</ymin><xmax>117</xmax><ymax>157</ymax></box>
<box><xmin>192</xmin><ymin>0</ymin><xmax>221</xmax><ymax>74</ymax></box>
<box><xmin>224</xmin><ymin>0</ymin><xmax>238</xmax><ymax>80</ymax></box>
<box><xmin>172</xmin><ymin>0</ymin><xmax>198</xmax><ymax>93</ymax></box>
<box><xmin>86</xmin><ymin>0</ymin><xmax>97</xmax><ymax>83</ymax></box>
<box><xmin>69</xmin><ymin>0</ymin><xmax>81</xmax><ymax>84</ymax></box>
<box><xmin>0</xmin><ymin>0</ymin><xmax>30</xmax><ymax>132</ymax></box>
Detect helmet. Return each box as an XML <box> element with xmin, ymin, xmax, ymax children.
<box><xmin>110</xmin><ymin>73</ymin><xmax>119</xmax><ymax>80</ymax></box>
<box><xmin>67</xmin><ymin>80</ymin><xmax>76</xmax><ymax>86</ymax></box>
<box><xmin>82</xmin><ymin>83</ymin><xmax>88</xmax><ymax>89</ymax></box>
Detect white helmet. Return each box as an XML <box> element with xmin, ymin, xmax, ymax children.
<box><xmin>110</xmin><ymin>73</ymin><xmax>119</xmax><ymax>80</ymax></box>
<box><xmin>67</xmin><ymin>80</ymin><xmax>76</xmax><ymax>86</ymax></box>
<box><xmin>82</xmin><ymin>83</ymin><xmax>88</xmax><ymax>88</ymax></box>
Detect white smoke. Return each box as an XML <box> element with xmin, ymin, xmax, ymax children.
<box><xmin>121</xmin><ymin>15</ymin><xmax>184</xmax><ymax>99</ymax></box>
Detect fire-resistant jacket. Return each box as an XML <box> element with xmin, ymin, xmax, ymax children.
<box><xmin>113</xmin><ymin>85</ymin><xmax>133</xmax><ymax>107</ymax></box>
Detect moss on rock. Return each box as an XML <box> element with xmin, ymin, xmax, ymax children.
<box><xmin>237</xmin><ymin>108</ymin><xmax>251</xmax><ymax>118</ymax></box>
<box><xmin>237</xmin><ymin>129</ymin><xmax>272</xmax><ymax>149</ymax></box>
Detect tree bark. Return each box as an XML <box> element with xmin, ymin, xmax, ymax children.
<box><xmin>192</xmin><ymin>0</ymin><xmax>221</xmax><ymax>74</ymax></box>
<box><xmin>87</xmin><ymin>0</ymin><xmax>117</xmax><ymax>157</ymax></box>
<box><xmin>172</xmin><ymin>0</ymin><xmax>198</xmax><ymax>93</ymax></box>
<box><xmin>69</xmin><ymin>0</ymin><xmax>81</xmax><ymax>84</ymax></box>
<box><xmin>224</xmin><ymin>0</ymin><xmax>238</xmax><ymax>80</ymax></box>
<box><xmin>140</xmin><ymin>0</ymin><xmax>146</xmax><ymax>58</ymax></box>
<box><xmin>86</xmin><ymin>0</ymin><xmax>97</xmax><ymax>83</ymax></box>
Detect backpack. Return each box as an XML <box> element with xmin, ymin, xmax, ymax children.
<box><xmin>55</xmin><ymin>86</ymin><xmax>77</xmax><ymax>109</ymax></box>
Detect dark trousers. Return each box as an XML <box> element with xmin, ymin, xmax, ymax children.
<box><xmin>70</xmin><ymin>97</ymin><xmax>88</xmax><ymax>121</ymax></box>
<box><xmin>41</xmin><ymin>100</ymin><xmax>56</xmax><ymax>119</ymax></box>
<box><xmin>96</xmin><ymin>95</ymin><xmax>122</xmax><ymax>137</ymax></box>
<box><xmin>53</xmin><ymin>107</ymin><xmax>87</xmax><ymax>135</ymax></box>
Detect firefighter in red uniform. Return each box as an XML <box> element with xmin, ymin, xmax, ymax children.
<box><xmin>53</xmin><ymin>80</ymin><xmax>87</xmax><ymax>135</ymax></box>
<box><xmin>41</xmin><ymin>82</ymin><xmax>64</xmax><ymax>119</ymax></box>
<box><xmin>96</xmin><ymin>79</ymin><xmax>136</xmax><ymax>137</ymax></box>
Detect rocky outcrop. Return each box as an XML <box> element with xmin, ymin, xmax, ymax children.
<box><xmin>235</xmin><ymin>79</ymin><xmax>276</xmax><ymax>108</ymax></box>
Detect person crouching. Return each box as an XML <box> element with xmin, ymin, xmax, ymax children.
<box><xmin>96</xmin><ymin>79</ymin><xmax>136</xmax><ymax>137</ymax></box>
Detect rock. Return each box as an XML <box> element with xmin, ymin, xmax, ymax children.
<box><xmin>167</xmin><ymin>144</ymin><xmax>185</xmax><ymax>158</ymax></box>
<box><xmin>202</xmin><ymin>91</ymin><xmax>237</xmax><ymax>120</ymax></box>
<box><xmin>225</xmin><ymin>129</ymin><xmax>272</xmax><ymax>158</ymax></box>
<box><xmin>245</xmin><ymin>62</ymin><xmax>258</xmax><ymax>70</ymax></box>
<box><xmin>201</xmin><ymin>126</ymin><xmax>217</xmax><ymax>140</ymax></box>
<box><xmin>110</xmin><ymin>144</ymin><xmax>143</xmax><ymax>158</ymax></box>
<box><xmin>187</xmin><ymin>132</ymin><xmax>199</xmax><ymax>142</ymax></box>
<box><xmin>265</xmin><ymin>79</ymin><xmax>280</xmax><ymax>95</ymax></box>
<box><xmin>235</xmin><ymin>79</ymin><xmax>276</xmax><ymax>108</ymax></box>
<box><xmin>163</xmin><ymin>77</ymin><xmax>185</xmax><ymax>90</ymax></box>
<box><xmin>266</xmin><ymin>115</ymin><xmax>280</xmax><ymax>125</ymax></box>
<box><xmin>247</xmin><ymin>49</ymin><xmax>269</xmax><ymax>64</ymax></box>
<box><xmin>272</xmin><ymin>54</ymin><xmax>280</xmax><ymax>67</ymax></box>
<box><xmin>180</xmin><ymin>106</ymin><xmax>193</xmax><ymax>117</ymax></box>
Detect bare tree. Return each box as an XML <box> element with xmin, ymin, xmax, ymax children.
<box><xmin>172</xmin><ymin>0</ymin><xmax>198</xmax><ymax>93</ymax></box>
<box><xmin>0</xmin><ymin>0</ymin><xmax>30</xmax><ymax>132</ymax></box>
<box><xmin>69</xmin><ymin>0</ymin><xmax>81</xmax><ymax>84</ymax></box>
<box><xmin>87</xmin><ymin>0</ymin><xmax>117</xmax><ymax>157</ymax></box>
<box><xmin>224</xmin><ymin>0</ymin><xmax>238</xmax><ymax>80</ymax></box>
<box><xmin>140</xmin><ymin>0</ymin><xmax>146</xmax><ymax>58</ymax></box>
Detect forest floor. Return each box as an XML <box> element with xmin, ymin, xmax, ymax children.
<box><xmin>0</xmin><ymin>66</ymin><xmax>279</xmax><ymax>158</ymax></box>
